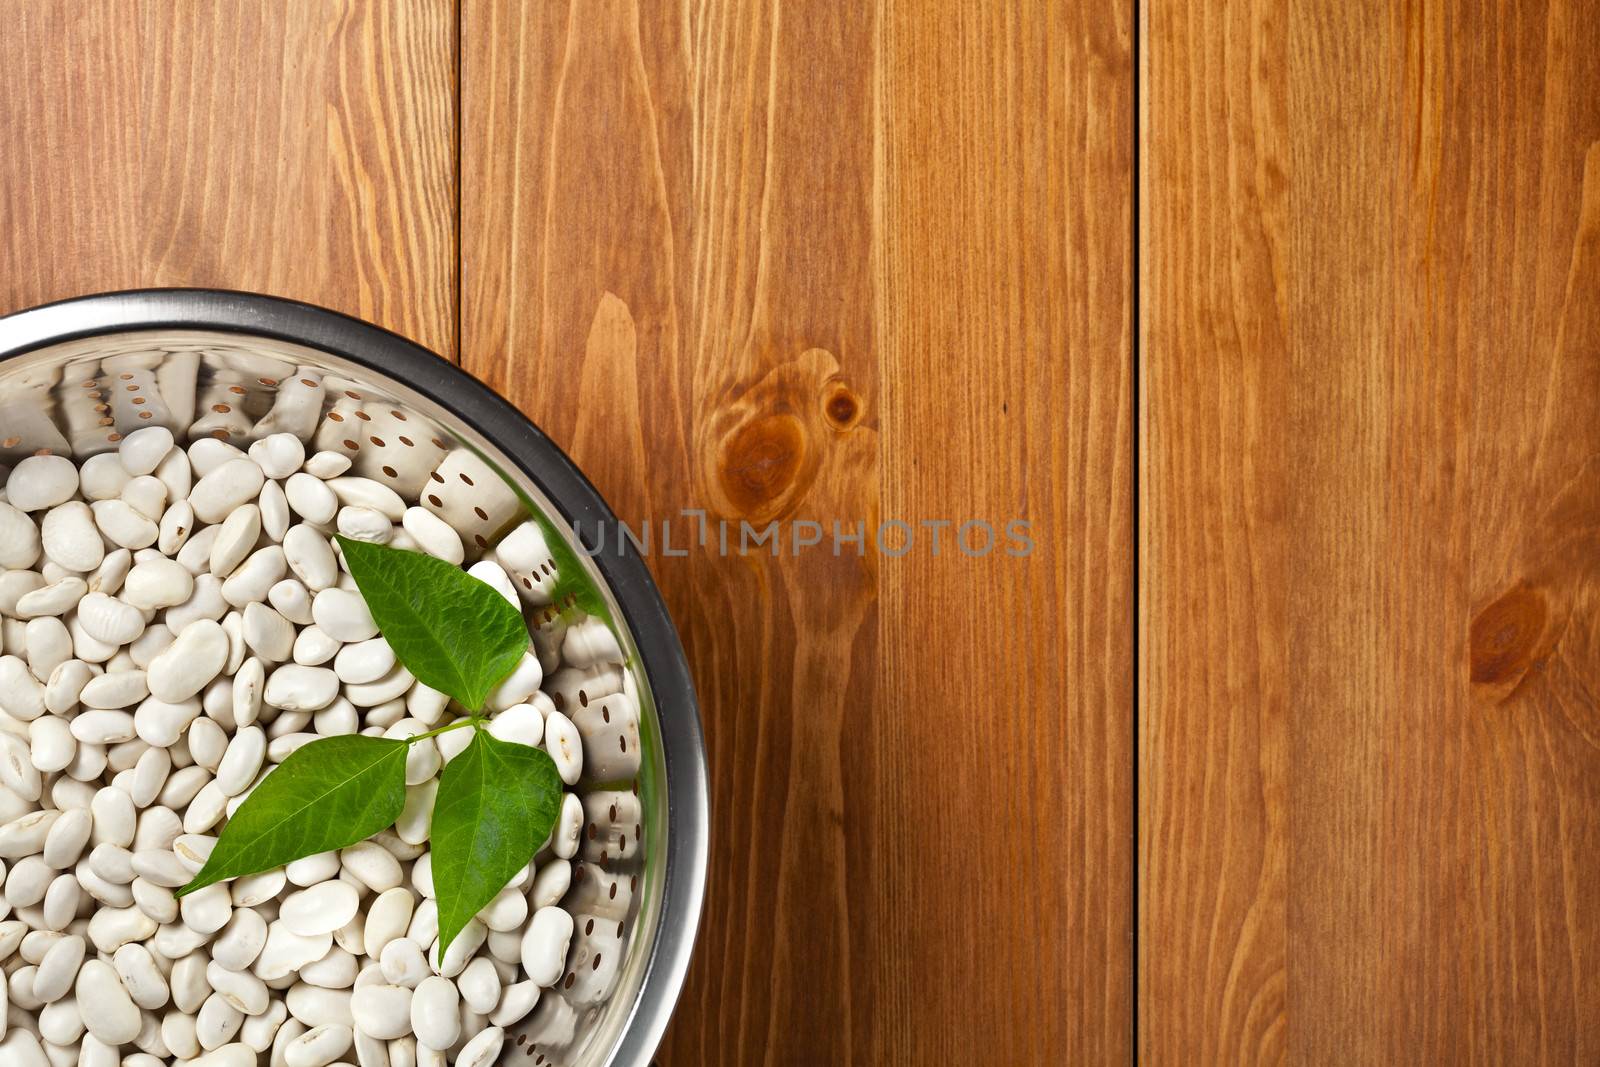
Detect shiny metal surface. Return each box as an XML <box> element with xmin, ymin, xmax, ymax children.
<box><xmin>0</xmin><ymin>290</ymin><xmax>708</xmax><ymax>1067</ymax></box>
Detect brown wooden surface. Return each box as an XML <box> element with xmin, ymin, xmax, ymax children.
<box><xmin>0</xmin><ymin>0</ymin><xmax>456</xmax><ymax>356</ymax></box>
<box><xmin>2</xmin><ymin>1</ymin><xmax>1132</xmax><ymax>1063</ymax></box>
<box><xmin>1142</xmin><ymin>1</ymin><xmax>1600</xmax><ymax>1062</ymax></box>
<box><xmin>460</xmin><ymin>2</ymin><xmax>1132</xmax><ymax>1063</ymax></box>
<box><xmin>16</xmin><ymin>0</ymin><xmax>1600</xmax><ymax>1062</ymax></box>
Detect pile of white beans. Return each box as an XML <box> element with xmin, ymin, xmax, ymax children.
<box><xmin>0</xmin><ymin>421</ymin><xmax>644</xmax><ymax>1067</ymax></box>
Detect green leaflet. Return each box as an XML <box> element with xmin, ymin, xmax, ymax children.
<box><xmin>430</xmin><ymin>730</ymin><xmax>564</xmax><ymax>959</ymax></box>
<box><xmin>336</xmin><ymin>536</ymin><xmax>529</xmax><ymax>712</ymax></box>
<box><xmin>177</xmin><ymin>735</ymin><xmax>408</xmax><ymax>896</ymax></box>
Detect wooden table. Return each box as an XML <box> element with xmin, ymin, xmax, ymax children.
<box><xmin>2</xmin><ymin>3</ymin><xmax>1128</xmax><ymax>1062</ymax></box>
<box><xmin>5</xmin><ymin>2</ymin><xmax>1597</xmax><ymax>1063</ymax></box>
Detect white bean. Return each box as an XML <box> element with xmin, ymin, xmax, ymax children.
<box><xmin>379</xmin><ymin>938</ymin><xmax>430</xmax><ymax>989</ymax></box>
<box><xmin>485</xmin><ymin>651</ymin><xmax>543</xmax><ymax>713</ymax></box>
<box><xmin>395</xmin><ymin>780</ymin><xmax>437</xmax><ymax>846</ymax></box>
<box><xmin>281</xmin><ymin>880</ymin><xmax>360</xmax><ymax>937</ymax></box>
<box><xmin>170</xmin><ymin>950</ymin><xmax>212</xmax><ymax>1013</ymax></box>
<box><xmin>81</xmin><ymin>450</ymin><xmax>133</xmax><ymax>500</ymax></box>
<box><xmin>327</xmin><ymin>477</ymin><xmax>405</xmax><ymax>520</ymax></box>
<box><xmin>356</xmin><ymin>886</ymin><xmax>413</xmax><ymax>961</ymax></box>
<box><xmin>70</xmin><ymin>707</ymin><xmax>139</xmax><ymax>742</ymax></box>
<box><xmin>301</xmin><ymin>944</ymin><xmax>359</xmax><ymax>989</ymax></box>
<box><xmin>91</xmin><ymin>498</ymin><xmax>159</xmax><ymax>550</ymax></box>
<box><xmin>162</xmin><ymin>1011</ymin><xmax>202</xmax><ymax>1060</ymax></box>
<box><xmin>293</xmin><ymin>624</ymin><xmax>342</xmax><ymax>666</ymax></box>
<box><xmin>341</xmin><ymin>841</ymin><xmax>402</xmax><ymax>892</ymax></box>
<box><xmin>310</xmin><ymin>588</ymin><xmax>377</xmax><ymax>642</ymax></box>
<box><xmin>119</xmin><ymin>426</ymin><xmax>175</xmax><ymax>477</ymax></box>
<box><xmin>222</xmin><ymin>545</ymin><xmax>288</xmax><ymax>608</ymax></box>
<box><xmin>0</xmin><ymin>810</ymin><xmax>57</xmax><ymax>856</ymax></box>
<box><xmin>134</xmin><ymin>696</ymin><xmax>202</xmax><ymax>748</ymax></box>
<box><xmin>455</xmin><ymin>1025</ymin><xmax>504</xmax><ymax>1067</ymax></box>
<box><xmin>333</xmin><ymin>636</ymin><xmax>395</xmax><ymax>685</ymax></box>
<box><xmin>208</xmin><ymin>959</ymin><xmax>271</xmax><ymax>1015</ymax></box>
<box><xmin>41</xmin><ymin>808</ymin><xmax>91</xmax><ymax>868</ymax></box>
<box><xmin>457</xmin><ymin>955</ymin><xmax>501</xmax><ymax>1014</ymax></box>
<box><xmin>166</xmin><ymin>572</ymin><xmax>227</xmax><ymax>631</ymax></box>
<box><xmin>520</xmin><ymin>906</ymin><xmax>573</xmax><ymax>987</ymax></box>
<box><xmin>197</xmin><ymin>988</ymin><xmax>246</xmax><ymax>1048</ymax></box>
<box><xmin>7</xmin><ymin>455</ymin><xmax>79</xmax><ymax>512</ymax></box>
<box><xmin>180</xmin><ymin>882</ymin><xmax>233</xmax><ymax>935</ymax></box>
<box><xmin>90</xmin><ymin>786</ymin><xmax>137</xmax><ymax>847</ymax></box>
<box><xmin>31</xmin><ymin>932</ymin><xmax>85</xmax><ymax>1000</ymax></box>
<box><xmin>28</xmin><ymin>715</ymin><xmax>76</xmax><ymax>774</ymax></box>
<box><xmin>131</xmin><ymin>849</ymin><xmax>189</xmax><ymax>888</ymax></box>
<box><xmin>260</xmin><ymin>478</ymin><xmax>291</xmax><ymax>542</ymax></box>
<box><xmin>285</xmin><ymin>982</ymin><xmax>352</xmax><ymax>1028</ymax></box>
<box><xmin>158</xmin><ymin>499</ymin><xmax>195</xmax><ymax>556</ymax></box>
<box><xmin>87</xmin><ymin>908</ymin><xmax>159</xmax><ymax>953</ymax></box>
<box><xmin>283</xmin><ymin>1023</ymin><xmax>354</xmax><ymax>1067</ymax></box>
<box><xmin>429</xmin><ymin>917</ymin><xmax>485</xmax><ymax>979</ymax></box>
<box><xmin>243</xmin><ymin>602</ymin><xmax>296</xmax><ymax>663</ymax></box>
<box><xmin>284</xmin><ymin>474</ymin><xmax>338</xmax><ymax>526</ymax></box>
<box><xmin>74</xmin><ymin>591</ymin><xmax>145</xmax><ymax>646</ymax></box>
<box><xmin>133</xmin><ymin>804</ymin><xmax>183</xmax><ymax>851</ymax></box>
<box><xmin>552</xmin><ymin>791</ymin><xmax>583</xmax><ymax>860</ymax></box>
<box><xmin>231</xmin><ymin>868</ymin><xmax>286</xmax><ymax>908</ymax></box>
<box><xmin>350</xmin><ymin>982</ymin><xmax>413</xmax><ymax>1039</ymax></box>
<box><xmin>147</xmin><ymin>619</ymin><xmax>229</xmax><ymax>702</ymax></box>
<box><xmin>174</xmin><ymin>833</ymin><xmax>216</xmax><ymax>873</ymax></box>
<box><xmin>409</xmin><ymin>975</ymin><xmax>459</xmax><ymax>1050</ymax></box>
<box><xmin>123</xmin><ymin>474</ymin><xmax>169</xmax><ymax>520</ymax></box>
<box><xmin>265</xmin><ymin>663</ymin><xmax>340</xmax><ymax>712</ymax></box>
<box><xmin>488</xmin><ymin>979</ymin><xmax>541</xmax><ymax>1027</ymax></box>
<box><xmin>304</xmin><ymin>451</ymin><xmax>352</xmax><ymax>479</ymax></box>
<box><xmin>23</xmin><ymin>615</ymin><xmax>71</xmax><ymax>679</ymax></box>
<box><xmin>336</xmin><ymin>505</ymin><xmax>393</xmax><ymax>544</ymax></box>
<box><xmin>190</xmin><ymin>458</ymin><xmax>266</xmax><ymax>524</ymax></box>
<box><xmin>212</xmin><ymin>905</ymin><xmax>269</xmax><ymax>971</ymax></box>
<box><xmin>255</xmin><ymin>923</ymin><xmax>333</xmax><ymax>983</ymax></box>
<box><xmin>76</xmin><ymin>958</ymin><xmax>142</xmax><ymax>1044</ymax></box>
<box><xmin>241</xmin><ymin>998</ymin><xmax>289</xmax><ymax>1052</ymax></box>
<box><xmin>0</xmin><ymin>500</ymin><xmax>43</xmax><ymax>570</ymax></box>
<box><xmin>113</xmin><ymin>941</ymin><xmax>170</xmax><ymax>1009</ymax></box>
<box><xmin>89</xmin><ymin>842</ymin><xmax>135</xmax><ymax>883</ymax></box>
<box><xmin>40</xmin><ymin>871</ymin><xmax>79</xmax><ymax>928</ymax></box>
<box><xmin>129</xmin><ymin>744</ymin><xmax>172</xmax><ymax>807</ymax></box>
<box><xmin>216</xmin><ymin>725</ymin><xmax>267</xmax><ymax>796</ymax></box>
<box><xmin>184</xmin><ymin>779</ymin><xmax>230</xmax><ymax>834</ymax></box>
<box><xmin>189</xmin><ymin>717</ymin><xmax>229</xmax><ymax>770</ymax></box>
<box><xmin>210</xmin><ymin>505</ymin><xmax>262</xmax><ymax>579</ymax></box>
<box><xmin>249</xmin><ymin>434</ymin><xmax>306</xmax><ymax>481</ymax></box>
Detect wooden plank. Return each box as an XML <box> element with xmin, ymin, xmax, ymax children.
<box><xmin>462</xmin><ymin>0</ymin><xmax>1132</xmax><ymax>1061</ymax></box>
<box><xmin>0</xmin><ymin>1</ymin><xmax>456</xmax><ymax>356</ymax></box>
<box><xmin>1143</xmin><ymin>0</ymin><xmax>1600</xmax><ymax>1060</ymax></box>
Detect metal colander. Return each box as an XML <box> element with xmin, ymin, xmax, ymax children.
<box><xmin>0</xmin><ymin>289</ymin><xmax>707</xmax><ymax>1067</ymax></box>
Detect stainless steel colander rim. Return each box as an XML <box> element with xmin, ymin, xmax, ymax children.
<box><xmin>0</xmin><ymin>288</ymin><xmax>708</xmax><ymax>1067</ymax></box>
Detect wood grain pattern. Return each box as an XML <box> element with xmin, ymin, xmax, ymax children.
<box><xmin>1143</xmin><ymin>0</ymin><xmax>1600</xmax><ymax>1061</ymax></box>
<box><xmin>0</xmin><ymin>1</ymin><xmax>456</xmax><ymax>354</ymax></box>
<box><xmin>15</xmin><ymin>0</ymin><xmax>1600</xmax><ymax>1060</ymax></box>
<box><xmin>462</xmin><ymin>1</ymin><xmax>1132</xmax><ymax>1062</ymax></box>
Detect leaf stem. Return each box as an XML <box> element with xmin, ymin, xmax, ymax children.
<box><xmin>407</xmin><ymin>718</ymin><xmax>482</xmax><ymax>744</ymax></box>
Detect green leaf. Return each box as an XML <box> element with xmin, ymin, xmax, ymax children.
<box><xmin>336</xmin><ymin>536</ymin><xmax>529</xmax><ymax>712</ymax></box>
<box><xmin>177</xmin><ymin>735</ymin><xmax>408</xmax><ymax>896</ymax></box>
<box><xmin>431</xmin><ymin>730</ymin><xmax>564</xmax><ymax>959</ymax></box>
